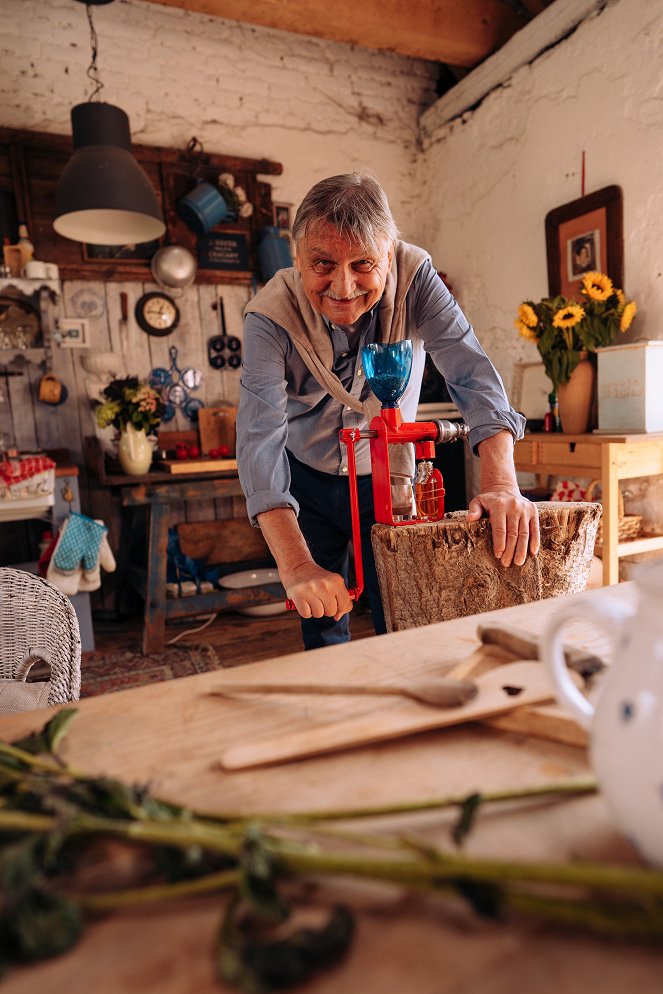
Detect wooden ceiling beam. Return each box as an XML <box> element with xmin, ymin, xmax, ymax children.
<box><xmin>141</xmin><ymin>0</ymin><xmax>527</xmax><ymax>66</ymax></box>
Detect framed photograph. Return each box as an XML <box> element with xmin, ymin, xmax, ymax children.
<box><xmin>59</xmin><ymin>317</ymin><xmax>89</xmax><ymax>349</ymax></box>
<box><xmin>273</xmin><ymin>203</ymin><xmax>291</xmax><ymax>230</ymax></box>
<box><xmin>82</xmin><ymin>239</ymin><xmax>161</xmax><ymax>264</ymax></box>
<box><xmin>545</xmin><ymin>185</ymin><xmax>623</xmax><ymax>299</ymax></box>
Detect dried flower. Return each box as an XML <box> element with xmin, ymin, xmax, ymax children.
<box><xmin>216</xmin><ymin>172</ymin><xmax>254</xmax><ymax>219</ymax></box>
<box><xmin>94</xmin><ymin>377</ymin><xmax>164</xmax><ymax>434</ymax></box>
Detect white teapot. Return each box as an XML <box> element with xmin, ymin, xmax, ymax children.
<box><xmin>542</xmin><ymin>557</ymin><xmax>663</xmax><ymax>866</ymax></box>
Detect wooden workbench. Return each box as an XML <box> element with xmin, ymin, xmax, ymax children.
<box><xmin>84</xmin><ymin>437</ymin><xmax>284</xmax><ymax>653</ymax></box>
<box><xmin>0</xmin><ymin>582</ymin><xmax>660</xmax><ymax>994</ymax></box>
<box><xmin>515</xmin><ymin>431</ymin><xmax>663</xmax><ymax>585</ymax></box>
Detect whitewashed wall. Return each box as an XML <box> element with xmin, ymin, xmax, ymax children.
<box><xmin>413</xmin><ymin>0</ymin><xmax>663</xmax><ymax>532</ymax></box>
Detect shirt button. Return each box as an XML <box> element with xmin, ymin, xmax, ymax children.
<box><xmin>341</xmin><ymin>352</ymin><xmax>348</xmax><ymax>357</ymax></box>
<box><xmin>345</xmin><ymin>405</ymin><xmax>352</xmax><ymax>410</ymax></box>
<box><xmin>357</xmin><ymin>368</ymin><xmax>363</xmax><ymax>377</ymax></box>
<box><xmin>341</xmin><ymin>466</ymin><xmax>348</xmax><ymax>473</ymax></box>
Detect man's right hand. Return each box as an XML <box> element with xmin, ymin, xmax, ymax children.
<box><xmin>255</xmin><ymin>507</ymin><xmax>354</xmax><ymax>621</ymax></box>
<box><xmin>283</xmin><ymin>562</ymin><xmax>354</xmax><ymax>621</ymax></box>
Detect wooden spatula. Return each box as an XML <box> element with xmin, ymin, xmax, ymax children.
<box><xmin>219</xmin><ymin>660</ymin><xmax>574</xmax><ymax>771</ymax></box>
<box><xmin>210</xmin><ymin>676</ymin><xmax>478</xmax><ymax>710</ymax></box>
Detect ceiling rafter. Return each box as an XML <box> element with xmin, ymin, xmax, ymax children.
<box><xmin>140</xmin><ymin>0</ymin><xmax>557</xmax><ymax>67</ymax></box>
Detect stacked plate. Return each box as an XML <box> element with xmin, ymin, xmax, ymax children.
<box><xmin>218</xmin><ymin>568</ymin><xmax>287</xmax><ymax>617</ymax></box>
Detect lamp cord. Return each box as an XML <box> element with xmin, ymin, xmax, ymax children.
<box><xmin>85</xmin><ymin>3</ymin><xmax>104</xmax><ymax>102</ymax></box>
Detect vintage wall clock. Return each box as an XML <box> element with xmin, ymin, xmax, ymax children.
<box><xmin>134</xmin><ymin>291</ymin><xmax>180</xmax><ymax>336</ymax></box>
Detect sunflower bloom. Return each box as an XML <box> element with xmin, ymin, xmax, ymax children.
<box><xmin>515</xmin><ymin>319</ymin><xmax>538</xmax><ymax>342</ymax></box>
<box><xmin>615</xmin><ymin>289</ymin><xmax>625</xmax><ymax>307</ymax></box>
<box><xmin>582</xmin><ymin>271</ymin><xmax>613</xmax><ymax>301</ymax></box>
<box><xmin>553</xmin><ymin>304</ymin><xmax>585</xmax><ymax>329</ymax></box>
<box><xmin>620</xmin><ymin>300</ymin><xmax>637</xmax><ymax>332</ymax></box>
<box><xmin>517</xmin><ymin>303</ymin><xmax>538</xmax><ymax>328</ymax></box>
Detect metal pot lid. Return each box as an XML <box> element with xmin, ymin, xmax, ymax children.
<box><xmin>151</xmin><ymin>245</ymin><xmax>197</xmax><ymax>294</ymax></box>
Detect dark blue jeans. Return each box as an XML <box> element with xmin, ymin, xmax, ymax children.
<box><xmin>287</xmin><ymin>452</ymin><xmax>387</xmax><ymax>650</ymax></box>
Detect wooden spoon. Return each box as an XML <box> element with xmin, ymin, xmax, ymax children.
<box><xmin>209</xmin><ymin>676</ymin><xmax>478</xmax><ymax>710</ymax></box>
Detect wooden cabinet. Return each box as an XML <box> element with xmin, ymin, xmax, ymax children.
<box><xmin>515</xmin><ymin>432</ymin><xmax>663</xmax><ymax>586</ymax></box>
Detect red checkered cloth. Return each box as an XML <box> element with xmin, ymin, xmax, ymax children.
<box><xmin>550</xmin><ymin>479</ymin><xmax>587</xmax><ymax>501</ymax></box>
<box><xmin>0</xmin><ymin>455</ymin><xmax>55</xmax><ymax>488</ymax></box>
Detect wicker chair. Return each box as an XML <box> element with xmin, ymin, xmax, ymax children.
<box><xmin>0</xmin><ymin>567</ymin><xmax>81</xmax><ymax>715</ymax></box>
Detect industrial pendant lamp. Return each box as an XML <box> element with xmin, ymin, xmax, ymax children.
<box><xmin>53</xmin><ymin>0</ymin><xmax>165</xmax><ymax>246</ymax></box>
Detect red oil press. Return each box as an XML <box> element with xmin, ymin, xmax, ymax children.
<box><xmin>340</xmin><ymin>340</ymin><xmax>468</xmax><ymax>600</ymax></box>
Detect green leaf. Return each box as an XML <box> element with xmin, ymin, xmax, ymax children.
<box><xmin>8</xmin><ymin>887</ymin><xmax>82</xmax><ymax>962</ymax></box>
<box><xmin>218</xmin><ymin>894</ymin><xmax>355</xmax><ymax>993</ymax></box>
<box><xmin>11</xmin><ymin>708</ymin><xmax>78</xmax><ymax>758</ymax></box>
<box><xmin>452</xmin><ymin>877</ymin><xmax>503</xmax><ymax>919</ymax></box>
<box><xmin>240</xmin><ymin>827</ymin><xmax>289</xmax><ymax>924</ymax></box>
<box><xmin>451</xmin><ymin>792</ymin><xmax>482</xmax><ymax>846</ymax></box>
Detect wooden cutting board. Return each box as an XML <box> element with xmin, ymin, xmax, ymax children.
<box><xmin>198</xmin><ymin>406</ymin><xmax>237</xmax><ymax>456</ymax></box>
<box><xmin>218</xmin><ymin>660</ymin><xmax>576</xmax><ymax>770</ymax></box>
<box><xmin>157</xmin><ymin>457</ymin><xmax>237</xmax><ymax>474</ymax></box>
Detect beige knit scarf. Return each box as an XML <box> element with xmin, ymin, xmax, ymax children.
<box><xmin>244</xmin><ymin>239</ymin><xmax>429</xmax><ymax>417</ymax></box>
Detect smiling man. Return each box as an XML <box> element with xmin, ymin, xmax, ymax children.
<box><xmin>237</xmin><ymin>172</ymin><xmax>539</xmax><ymax>649</ymax></box>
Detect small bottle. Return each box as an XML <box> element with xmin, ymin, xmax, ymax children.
<box><xmin>17</xmin><ymin>223</ymin><xmax>34</xmax><ymax>265</ymax></box>
<box><xmin>545</xmin><ymin>392</ymin><xmax>560</xmax><ymax>433</ymax></box>
<box><xmin>550</xmin><ymin>391</ymin><xmax>561</xmax><ymax>432</ymax></box>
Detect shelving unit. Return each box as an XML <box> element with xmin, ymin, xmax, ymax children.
<box><xmin>515</xmin><ymin>432</ymin><xmax>663</xmax><ymax>585</ymax></box>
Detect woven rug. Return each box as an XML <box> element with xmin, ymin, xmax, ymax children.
<box><xmin>80</xmin><ymin>642</ymin><xmax>224</xmax><ymax>698</ymax></box>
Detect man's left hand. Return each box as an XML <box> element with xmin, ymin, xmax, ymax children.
<box><xmin>466</xmin><ymin>487</ymin><xmax>540</xmax><ymax>567</ymax></box>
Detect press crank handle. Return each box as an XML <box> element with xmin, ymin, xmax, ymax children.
<box><xmin>286</xmin><ymin>586</ymin><xmax>362</xmax><ymax>613</ymax></box>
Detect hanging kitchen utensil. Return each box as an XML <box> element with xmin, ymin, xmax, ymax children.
<box><xmin>149</xmin><ymin>345</ymin><xmax>204</xmax><ymax>422</ymax></box>
<box><xmin>151</xmin><ymin>245</ymin><xmax>197</xmax><ymax>297</ymax></box>
<box><xmin>183</xmin><ymin>397</ymin><xmax>204</xmax><ymax>423</ymax></box>
<box><xmin>118</xmin><ymin>291</ymin><xmax>129</xmax><ymax>363</ymax></box>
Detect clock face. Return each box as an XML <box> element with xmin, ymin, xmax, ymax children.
<box><xmin>135</xmin><ymin>292</ymin><xmax>180</xmax><ymax>336</ymax></box>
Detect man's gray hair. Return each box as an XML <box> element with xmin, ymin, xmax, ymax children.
<box><xmin>292</xmin><ymin>171</ymin><xmax>399</xmax><ymax>249</ymax></box>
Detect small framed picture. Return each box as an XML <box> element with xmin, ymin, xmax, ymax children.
<box><xmin>59</xmin><ymin>317</ymin><xmax>90</xmax><ymax>349</ymax></box>
<box><xmin>545</xmin><ymin>185</ymin><xmax>623</xmax><ymax>299</ymax></box>
<box><xmin>273</xmin><ymin>203</ymin><xmax>292</xmax><ymax>230</ymax></box>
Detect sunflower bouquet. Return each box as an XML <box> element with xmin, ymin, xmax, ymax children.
<box><xmin>515</xmin><ymin>272</ymin><xmax>637</xmax><ymax>391</ymax></box>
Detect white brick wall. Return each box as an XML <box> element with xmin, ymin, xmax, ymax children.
<box><xmin>1</xmin><ymin>0</ymin><xmax>439</xmax><ymax>228</ymax></box>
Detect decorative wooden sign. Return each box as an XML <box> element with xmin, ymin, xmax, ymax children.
<box><xmin>197</xmin><ymin>232</ymin><xmax>249</xmax><ymax>272</ymax></box>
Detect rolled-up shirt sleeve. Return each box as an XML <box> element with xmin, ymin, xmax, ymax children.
<box><xmin>413</xmin><ymin>263</ymin><xmax>526</xmax><ymax>453</ymax></box>
<box><xmin>236</xmin><ymin>312</ymin><xmax>300</xmax><ymax>525</ymax></box>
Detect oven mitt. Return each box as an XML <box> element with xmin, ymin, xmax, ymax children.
<box><xmin>78</xmin><ymin>522</ymin><xmax>116</xmax><ymax>592</ymax></box>
<box><xmin>47</xmin><ymin>513</ymin><xmax>107</xmax><ymax>595</ymax></box>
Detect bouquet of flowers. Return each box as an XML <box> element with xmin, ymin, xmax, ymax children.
<box><xmin>94</xmin><ymin>377</ymin><xmax>165</xmax><ymax>435</ymax></box>
<box><xmin>515</xmin><ymin>271</ymin><xmax>637</xmax><ymax>390</ymax></box>
<box><xmin>217</xmin><ymin>172</ymin><xmax>254</xmax><ymax>219</ymax></box>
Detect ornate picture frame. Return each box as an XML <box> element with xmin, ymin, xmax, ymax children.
<box><xmin>545</xmin><ymin>185</ymin><xmax>623</xmax><ymax>299</ymax></box>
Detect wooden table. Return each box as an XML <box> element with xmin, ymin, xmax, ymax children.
<box><xmin>515</xmin><ymin>431</ymin><xmax>663</xmax><ymax>585</ymax></box>
<box><xmin>1</xmin><ymin>582</ymin><xmax>660</xmax><ymax>994</ymax></box>
<box><xmin>84</xmin><ymin>437</ymin><xmax>284</xmax><ymax>653</ymax></box>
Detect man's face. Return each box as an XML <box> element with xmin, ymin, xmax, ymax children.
<box><xmin>296</xmin><ymin>223</ymin><xmax>394</xmax><ymax>325</ymax></box>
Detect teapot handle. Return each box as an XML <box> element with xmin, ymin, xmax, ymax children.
<box><xmin>541</xmin><ymin>599</ymin><xmax>632</xmax><ymax>730</ymax></box>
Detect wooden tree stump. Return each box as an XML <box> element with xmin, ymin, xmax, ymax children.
<box><xmin>371</xmin><ymin>501</ymin><xmax>602</xmax><ymax>632</ymax></box>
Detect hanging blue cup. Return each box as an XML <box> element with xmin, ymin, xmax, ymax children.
<box><xmin>178</xmin><ymin>180</ymin><xmax>227</xmax><ymax>235</ymax></box>
<box><xmin>257</xmin><ymin>226</ymin><xmax>293</xmax><ymax>282</ymax></box>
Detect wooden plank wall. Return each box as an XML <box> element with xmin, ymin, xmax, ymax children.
<box><xmin>0</xmin><ymin>278</ymin><xmax>251</xmax><ymax>573</ymax></box>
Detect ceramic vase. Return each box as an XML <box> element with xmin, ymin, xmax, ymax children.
<box><xmin>557</xmin><ymin>354</ymin><xmax>596</xmax><ymax>434</ymax></box>
<box><xmin>118</xmin><ymin>423</ymin><xmax>152</xmax><ymax>476</ymax></box>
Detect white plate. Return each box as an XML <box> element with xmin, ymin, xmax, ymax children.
<box><xmin>218</xmin><ymin>568</ymin><xmax>287</xmax><ymax>617</ymax></box>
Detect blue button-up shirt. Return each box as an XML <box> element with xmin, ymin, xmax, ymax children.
<box><xmin>237</xmin><ymin>260</ymin><xmax>524</xmax><ymax>524</ymax></box>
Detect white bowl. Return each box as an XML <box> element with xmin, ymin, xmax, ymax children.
<box><xmin>81</xmin><ymin>352</ymin><xmax>123</xmax><ymax>376</ymax></box>
<box><xmin>219</xmin><ymin>568</ymin><xmax>287</xmax><ymax>617</ymax></box>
